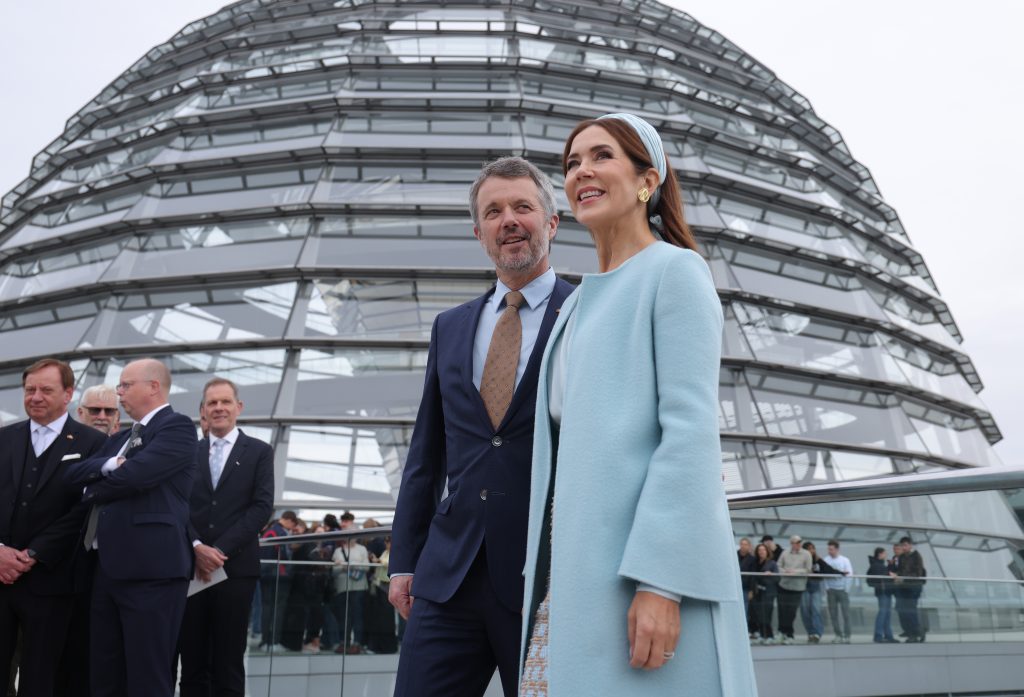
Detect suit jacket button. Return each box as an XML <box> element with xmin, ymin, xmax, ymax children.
<box><xmin>20</xmin><ymin>502</ymin><xmax>27</xmax><ymax>507</ymax></box>
<box><xmin>212</xmin><ymin>500</ymin><xmax>217</xmax><ymax>506</ymax></box>
<box><xmin>480</xmin><ymin>489</ymin><xmax>488</xmax><ymax>500</ymax></box>
<box><xmin>491</xmin><ymin>436</ymin><xmax>503</xmax><ymax>447</ymax></box>
<box><xmin>209</xmin><ymin>524</ymin><xmax>215</xmax><ymax>528</ymax></box>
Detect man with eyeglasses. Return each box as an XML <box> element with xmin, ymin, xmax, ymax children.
<box><xmin>0</xmin><ymin>358</ymin><xmax>106</xmax><ymax>697</ymax></box>
<box><xmin>64</xmin><ymin>358</ymin><xmax>197</xmax><ymax>697</ymax></box>
<box><xmin>76</xmin><ymin>384</ymin><xmax>121</xmax><ymax>435</ymax></box>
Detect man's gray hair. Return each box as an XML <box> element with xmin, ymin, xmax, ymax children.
<box><xmin>468</xmin><ymin>157</ymin><xmax>557</xmax><ymax>227</ymax></box>
<box><xmin>80</xmin><ymin>384</ymin><xmax>118</xmax><ymax>406</ymax></box>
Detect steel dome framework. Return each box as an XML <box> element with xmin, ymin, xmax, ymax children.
<box><xmin>0</xmin><ymin>0</ymin><xmax>1016</xmax><ymax>577</ymax></box>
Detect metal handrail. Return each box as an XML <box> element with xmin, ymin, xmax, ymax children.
<box><xmin>727</xmin><ymin>466</ymin><xmax>1024</xmax><ymax>510</ymax></box>
<box><xmin>260</xmin><ymin>525</ymin><xmax>392</xmax><ymax>546</ymax></box>
<box><xmin>258</xmin><ymin>468</ymin><xmax>1024</xmax><ymax>545</ymax></box>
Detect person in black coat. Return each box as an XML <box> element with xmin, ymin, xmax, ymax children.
<box><xmin>867</xmin><ymin>547</ymin><xmax>897</xmax><ymax>642</ymax></box>
<box><xmin>751</xmin><ymin>543</ymin><xmax>779</xmax><ymax>644</ymax></box>
<box><xmin>64</xmin><ymin>358</ymin><xmax>198</xmax><ymax>697</ymax></box>
<box><xmin>737</xmin><ymin>538</ymin><xmax>757</xmax><ymax>633</ymax></box>
<box><xmin>0</xmin><ymin>359</ymin><xmax>107</xmax><ymax>697</ymax></box>
<box><xmin>178</xmin><ymin>377</ymin><xmax>275</xmax><ymax>696</ymax></box>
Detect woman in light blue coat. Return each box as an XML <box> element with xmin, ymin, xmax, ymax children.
<box><xmin>519</xmin><ymin>114</ymin><xmax>757</xmax><ymax>696</ymax></box>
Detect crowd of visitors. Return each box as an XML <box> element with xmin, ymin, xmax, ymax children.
<box><xmin>253</xmin><ymin>510</ymin><xmax>399</xmax><ymax>655</ymax></box>
<box><xmin>738</xmin><ymin>535</ymin><xmax>927</xmax><ymax>645</ymax></box>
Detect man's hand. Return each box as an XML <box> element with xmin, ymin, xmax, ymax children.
<box><xmin>194</xmin><ymin>544</ymin><xmax>227</xmax><ymax>583</ymax></box>
<box><xmin>388</xmin><ymin>574</ymin><xmax>415</xmax><ymax>619</ymax></box>
<box><xmin>0</xmin><ymin>547</ymin><xmax>33</xmax><ymax>584</ymax></box>
<box><xmin>627</xmin><ymin>591</ymin><xmax>680</xmax><ymax>671</ymax></box>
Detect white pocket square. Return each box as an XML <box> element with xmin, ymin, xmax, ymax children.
<box><xmin>61</xmin><ymin>453</ymin><xmax>82</xmax><ymax>462</ymax></box>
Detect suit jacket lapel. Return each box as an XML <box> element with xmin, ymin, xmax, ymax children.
<box><xmin>10</xmin><ymin>422</ymin><xmax>28</xmax><ymax>493</ymax></box>
<box><xmin>215</xmin><ymin>433</ymin><xmax>247</xmax><ymax>491</ymax></box>
<box><xmin>198</xmin><ymin>437</ymin><xmax>213</xmax><ymax>492</ymax></box>
<box><xmin>460</xmin><ymin>289</ymin><xmax>495</xmax><ymax>432</ymax></box>
<box><xmin>37</xmin><ymin>419</ymin><xmax>76</xmax><ymax>492</ymax></box>
<box><xmin>500</xmin><ymin>279</ymin><xmax>576</xmax><ymax>430</ymax></box>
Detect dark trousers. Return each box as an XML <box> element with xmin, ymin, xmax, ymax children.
<box><xmin>874</xmin><ymin>593</ymin><xmax>894</xmax><ymax>641</ymax></box>
<box><xmin>0</xmin><ymin>583</ymin><xmax>74</xmax><ymax>697</ymax></box>
<box><xmin>178</xmin><ymin>576</ymin><xmax>257</xmax><ymax>697</ymax></box>
<box><xmin>895</xmin><ymin>587</ymin><xmax>922</xmax><ymax>638</ymax></box>
<box><xmin>330</xmin><ymin>590</ymin><xmax>366</xmax><ymax>648</ymax></box>
<box><xmin>90</xmin><ymin>563</ymin><xmax>188</xmax><ymax>697</ymax></box>
<box><xmin>55</xmin><ymin>552</ymin><xmax>94</xmax><ymax>697</ymax></box>
<box><xmin>259</xmin><ymin>575</ymin><xmax>291</xmax><ymax>647</ymax></box>
<box><xmin>753</xmin><ymin>591</ymin><xmax>775</xmax><ymax>639</ymax></box>
<box><xmin>394</xmin><ymin>548</ymin><xmax>521</xmax><ymax>697</ymax></box>
<box><xmin>777</xmin><ymin>588</ymin><xmax>803</xmax><ymax>638</ymax></box>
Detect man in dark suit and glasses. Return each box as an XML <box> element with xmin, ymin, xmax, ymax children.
<box><xmin>65</xmin><ymin>358</ymin><xmax>197</xmax><ymax>697</ymax></box>
<box><xmin>0</xmin><ymin>358</ymin><xmax>106</xmax><ymax>697</ymax></box>
<box><xmin>178</xmin><ymin>377</ymin><xmax>274</xmax><ymax>697</ymax></box>
<box><xmin>389</xmin><ymin>157</ymin><xmax>574</xmax><ymax>697</ymax></box>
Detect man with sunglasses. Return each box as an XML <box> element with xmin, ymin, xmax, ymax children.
<box><xmin>76</xmin><ymin>385</ymin><xmax>121</xmax><ymax>435</ymax></box>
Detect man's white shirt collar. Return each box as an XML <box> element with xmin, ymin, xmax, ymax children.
<box><xmin>210</xmin><ymin>427</ymin><xmax>240</xmax><ymax>448</ymax></box>
<box><xmin>491</xmin><ymin>267</ymin><xmax>556</xmax><ymax>313</ymax></box>
<box><xmin>30</xmin><ymin>411</ymin><xmax>69</xmax><ymax>436</ymax></box>
<box><xmin>136</xmin><ymin>403</ymin><xmax>170</xmax><ymax>427</ymax></box>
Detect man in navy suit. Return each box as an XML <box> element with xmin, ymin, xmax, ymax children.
<box><xmin>65</xmin><ymin>358</ymin><xmax>197</xmax><ymax>697</ymax></box>
<box><xmin>178</xmin><ymin>377</ymin><xmax>274</xmax><ymax>697</ymax></box>
<box><xmin>0</xmin><ymin>358</ymin><xmax>106</xmax><ymax>697</ymax></box>
<box><xmin>389</xmin><ymin>157</ymin><xmax>574</xmax><ymax>697</ymax></box>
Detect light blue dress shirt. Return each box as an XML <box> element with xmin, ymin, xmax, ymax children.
<box><xmin>472</xmin><ymin>267</ymin><xmax>556</xmax><ymax>391</ymax></box>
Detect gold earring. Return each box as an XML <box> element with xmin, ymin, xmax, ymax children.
<box><xmin>637</xmin><ymin>187</ymin><xmax>651</xmax><ymax>203</ymax></box>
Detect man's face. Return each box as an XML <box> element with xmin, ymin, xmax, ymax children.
<box><xmin>115</xmin><ymin>363</ymin><xmax>158</xmax><ymax>421</ymax></box>
<box><xmin>281</xmin><ymin>518</ymin><xmax>296</xmax><ymax>532</ymax></box>
<box><xmin>790</xmin><ymin>540</ymin><xmax>802</xmax><ymax>553</ymax></box>
<box><xmin>77</xmin><ymin>392</ymin><xmax>121</xmax><ymax>435</ymax></box>
<box><xmin>902</xmin><ymin>542</ymin><xmax>913</xmax><ymax>554</ymax></box>
<box><xmin>739</xmin><ymin>539</ymin><xmax>751</xmax><ymax>556</ymax></box>
<box><xmin>827</xmin><ymin>545</ymin><xmax>839</xmax><ymax>558</ymax></box>
<box><xmin>203</xmin><ymin>383</ymin><xmax>243</xmax><ymax>438</ymax></box>
<box><xmin>473</xmin><ymin>176</ymin><xmax>557</xmax><ymax>279</ymax></box>
<box><xmin>24</xmin><ymin>365</ymin><xmax>72</xmax><ymax>425</ymax></box>
<box><xmin>340</xmin><ymin>518</ymin><xmax>354</xmax><ymax>530</ymax></box>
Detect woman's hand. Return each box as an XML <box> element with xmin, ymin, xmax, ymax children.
<box><xmin>627</xmin><ymin>591</ymin><xmax>680</xmax><ymax>671</ymax></box>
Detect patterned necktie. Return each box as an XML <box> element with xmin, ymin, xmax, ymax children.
<box><xmin>480</xmin><ymin>290</ymin><xmax>525</xmax><ymax>429</ymax></box>
<box><xmin>83</xmin><ymin>422</ymin><xmax>142</xmax><ymax>550</ymax></box>
<box><xmin>31</xmin><ymin>426</ymin><xmax>47</xmax><ymax>457</ymax></box>
<box><xmin>210</xmin><ymin>438</ymin><xmax>227</xmax><ymax>488</ymax></box>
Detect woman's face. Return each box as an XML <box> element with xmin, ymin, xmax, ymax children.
<box><xmin>756</xmin><ymin>545</ymin><xmax>768</xmax><ymax>561</ymax></box>
<box><xmin>564</xmin><ymin>124</ymin><xmax>654</xmax><ymax>229</ymax></box>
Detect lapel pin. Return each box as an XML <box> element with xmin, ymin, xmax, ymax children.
<box><xmin>67</xmin><ymin>434</ymin><xmax>74</xmax><ymax>440</ymax></box>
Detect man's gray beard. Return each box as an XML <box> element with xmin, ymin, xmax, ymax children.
<box><xmin>495</xmin><ymin>241</ymin><xmax>548</xmax><ymax>273</ymax></box>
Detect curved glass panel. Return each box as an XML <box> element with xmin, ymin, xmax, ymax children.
<box><xmin>281</xmin><ymin>423</ymin><xmax>412</xmax><ymax>504</ymax></box>
<box><xmin>78</xmin><ymin>282</ymin><xmax>297</xmax><ymax>348</ymax></box>
<box><xmin>288</xmin><ymin>347</ymin><xmax>429</xmax><ymax>418</ymax></box>
<box><xmin>100</xmin><ymin>218</ymin><xmax>308</xmax><ymax>281</ymax></box>
<box><xmin>746</xmin><ymin>368</ymin><xmax>930</xmax><ymax>455</ymax></box>
<box><xmin>301</xmin><ymin>277</ymin><xmax>491</xmax><ymax>340</ymax></box>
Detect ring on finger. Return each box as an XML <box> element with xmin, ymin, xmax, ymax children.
<box><xmin>663</xmin><ymin>651</ymin><xmax>675</xmax><ymax>660</ymax></box>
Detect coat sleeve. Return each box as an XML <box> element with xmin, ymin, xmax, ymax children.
<box><xmin>82</xmin><ymin>414</ymin><xmax>197</xmax><ymax>504</ymax></box>
<box><xmin>387</xmin><ymin>315</ymin><xmax>447</xmax><ymax>576</ymax></box>
<box><xmin>617</xmin><ymin>251</ymin><xmax>739</xmax><ymax>603</ymax></box>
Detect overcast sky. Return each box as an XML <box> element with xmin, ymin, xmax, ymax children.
<box><xmin>1</xmin><ymin>1</ymin><xmax>1020</xmax><ymax>466</ymax></box>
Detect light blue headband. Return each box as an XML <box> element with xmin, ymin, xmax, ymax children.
<box><xmin>597</xmin><ymin>112</ymin><xmax>667</xmax><ymax>213</ymax></box>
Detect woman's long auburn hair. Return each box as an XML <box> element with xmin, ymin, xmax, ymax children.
<box><xmin>561</xmin><ymin>118</ymin><xmax>697</xmax><ymax>252</ymax></box>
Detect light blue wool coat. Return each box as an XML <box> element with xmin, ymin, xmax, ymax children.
<box><xmin>521</xmin><ymin>243</ymin><xmax>758</xmax><ymax>696</ymax></box>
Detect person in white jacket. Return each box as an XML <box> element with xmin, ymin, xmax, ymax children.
<box><xmin>824</xmin><ymin>540</ymin><xmax>854</xmax><ymax>642</ymax></box>
<box><xmin>331</xmin><ymin>537</ymin><xmax>370</xmax><ymax>653</ymax></box>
